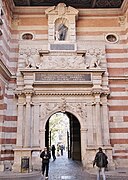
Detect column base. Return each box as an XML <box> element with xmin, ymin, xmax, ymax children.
<box><xmin>13</xmin><ymin>147</ymin><xmax>41</xmax><ymax>172</ymax></box>
<box><xmin>0</xmin><ymin>162</ymin><xmax>4</xmax><ymax>172</ymax></box>
<box><xmin>13</xmin><ymin>148</ymin><xmax>32</xmax><ymax>172</ymax></box>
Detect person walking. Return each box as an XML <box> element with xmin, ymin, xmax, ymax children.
<box><xmin>93</xmin><ymin>147</ymin><xmax>108</xmax><ymax>180</ymax></box>
<box><xmin>40</xmin><ymin>147</ymin><xmax>51</xmax><ymax>179</ymax></box>
<box><xmin>60</xmin><ymin>145</ymin><xmax>64</xmax><ymax>156</ymax></box>
<box><xmin>57</xmin><ymin>144</ymin><xmax>60</xmax><ymax>156</ymax></box>
<box><xmin>51</xmin><ymin>145</ymin><xmax>56</xmax><ymax>161</ymax></box>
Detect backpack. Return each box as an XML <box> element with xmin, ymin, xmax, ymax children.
<box><xmin>96</xmin><ymin>152</ymin><xmax>108</xmax><ymax>168</ymax></box>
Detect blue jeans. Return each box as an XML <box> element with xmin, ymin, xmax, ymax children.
<box><xmin>97</xmin><ymin>167</ymin><xmax>106</xmax><ymax>180</ymax></box>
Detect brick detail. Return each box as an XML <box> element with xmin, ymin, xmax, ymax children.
<box><xmin>110</xmin><ymin>128</ymin><xmax>128</xmax><ymax>133</ymax></box>
<box><xmin>0</xmin><ymin>126</ymin><xmax>17</xmax><ymax>133</ymax></box>
<box><xmin>0</xmin><ymin>138</ymin><xmax>16</xmax><ymax>144</ymax></box>
<box><xmin>110</xmin><ymin>139</ymin><xmax>128</xmax><ymax>145</ymax></box>
<box><xmin>109</xmin><ymin>106</ymin><xmax>128</xmax><ymax>111</ymax></box>
<box><xmin>124</xmin><ymin>116</ymin><xmax>128</xmax><ymax>122</ymax></box>
<box><xmin>113</xmin><ymin>156</ymin><xmax>128</xmax><ymax>159</ymax></box>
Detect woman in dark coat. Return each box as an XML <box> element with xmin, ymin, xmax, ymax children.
<box><xmin>51</xmin><ymin>145</ymin><xmax>56</xmax><ymax>161</ymax></box>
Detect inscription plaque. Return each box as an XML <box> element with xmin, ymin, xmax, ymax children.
<box><xmin>50</xmin><ymin>44</ymin><xmax>75</xmax><ymax>50</ymax></box>
<box><xmin>35</xmin><ymin>72</ymin><xmax>91</xmax><ymax>82</ymax></box>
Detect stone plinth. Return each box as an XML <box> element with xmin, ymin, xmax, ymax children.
<box><xmin>13</xmin><ymin>148</ymin><xmax>32</xmax><ymax>172</ymax></box>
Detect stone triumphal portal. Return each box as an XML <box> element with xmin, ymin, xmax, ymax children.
<box><xmin>11</xmin><ymin>3</ymin><xmax>115</xmax><ymax>171</ymax></box>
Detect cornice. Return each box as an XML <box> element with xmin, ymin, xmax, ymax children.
<box><xmin>19</xmin><ymin>68</ymin><xmax>106</xmax><ymax>73</ymax></box>
<box><xmin>15</xmin><ymin>89</ymin><xmax>109</xmax><ymax>97</ymax></box>
<box><xmin>10</xmin><ymin>0</ymin><xmax>127</xmax><ymax>16</ymax></box>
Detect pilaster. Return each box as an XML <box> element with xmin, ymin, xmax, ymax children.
<box><xmin>81</xmin><ymin>128</ymin><xmax>88</xmax><ymax>167</ymax></box>
<box><xmin>24</xmin><ymin>94</ymin><xmax>32</xmax><ymax>147</ymax></box>
<box><xmin>33</xmin><ymin>103</ymin><xmax>40</xmax><ymax>147</ymax></box>
<box><xmin>95</xmin><ymin>94</ymin><xmax>102</xmax><ymax>146</ymax></box>
<box><xmin>16</xmin><ymin>96</ymin><xmax>25</xmax><ymax>147</ymax></box>
<box><xmin>39</xmin><ymin>128</ymin><xmax>45</xmax><ymax>150</ymax></box>
<box><xmin>87</xmin><ymin>102</ymin><xmax>94</xmax><ymax>146</ymax></box>
<box><xmin>102</xmin><ymin>96</ymin><xmax>110</xmax><ymax>146</ymax></box>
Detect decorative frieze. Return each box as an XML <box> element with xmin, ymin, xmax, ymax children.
<box><xmin>40</xmin><ymin>100</ymin><xmax>87</xmax><ymax>120</ymax></box>
<box><xmin>18</xmin><ymin>47</ymin><xmax>106</xmax><ymax>70</ymax></box>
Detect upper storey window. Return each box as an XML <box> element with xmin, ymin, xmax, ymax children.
<box><xmin>105</xmin><ymin>33</ymin><xmax>119</xmax><ymax>43</ymax></box>
<box><xmin>22</xmin><ymin>33</ymin><xmax>34</xmax><ymax>40</ymax></box>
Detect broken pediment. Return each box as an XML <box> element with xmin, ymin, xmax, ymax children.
<box><xmin>45</xmin><ymin>3</ymin><xmax>79</xmax><ymax>44</ymax></box>
<box><xmin>45</xmin><ymin>3</ymin><xmax>79</xmax><ymax>17</ymax></box>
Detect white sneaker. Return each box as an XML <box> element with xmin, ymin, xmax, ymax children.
<box><xmin>45</xmin><ymin>177</ymin><xmax>48</xmax><ymax>179</ymax></box>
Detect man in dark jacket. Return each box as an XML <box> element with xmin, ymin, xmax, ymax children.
<box><xmin>93</xmin><ymin>147</ymin><xmax>108</xmax><ymax>180</ymax></box>
<box><xmin>40</xmin><ymin>147</ymin><xmax>51</xmax><ymax>179</ymax></box>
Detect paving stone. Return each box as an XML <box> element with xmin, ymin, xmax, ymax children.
<box><xmin>0</xmin><ymin>152</ymin><xmax>128</xmax><ymax>180</ymax></box>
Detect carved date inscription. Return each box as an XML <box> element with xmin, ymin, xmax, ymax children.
<box><xmin>35</xmin><ymin>72</ymin><xmax>91</xmax><ymax>82</ymax></box>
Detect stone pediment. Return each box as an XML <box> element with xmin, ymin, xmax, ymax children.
<box><xmin>45</xmin><ymin>3</ymin><xmax>79</xmax><ymax>43</ymax></box>
<box><xmin>45</xmin><ymin>3</ymin><xmax>79</xmax><ymax>17</ymax></box>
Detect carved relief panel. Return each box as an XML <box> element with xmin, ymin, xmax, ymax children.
<box><xmin>18</xmin><ymin>47</ymin><xmax>105</xmax><ymax>70</ymax></box>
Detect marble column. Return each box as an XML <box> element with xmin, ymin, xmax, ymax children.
<box><xmin>95</xmin><ymin>94</ymin><xmax>102</xmax><ymax>146</ymax></box>
<box><xmin>81</xmin><ymin>128</ymin><xmax>87</xmax><ymax>167</ymax></box>
<box><xmin>16</xmin><ymin>96</ymin><xmax>24</xmax><ymax>147</ymax></box>
<box><xmin>24</xmin><ymin>94</ymin><xmax>31</xmax><ymax>147</ymax></box>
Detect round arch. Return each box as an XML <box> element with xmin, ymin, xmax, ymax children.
<box><xmin>44</xmin><ymin>111</ymin><xmax>82</xmax><ymax>161</ymax></box>
<box><xmin>42</xmin><ymin>108</ymin><xmax>86</xmax><ymax>130</ymax></box>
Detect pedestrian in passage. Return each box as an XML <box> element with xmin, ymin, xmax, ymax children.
<box><xmin>93</xmin><ymin>147</ymin><xmax>108</xmax><ymax>180</ymax></box>
<box><xmin>51</xmin><ymin>145</ymin><xmax>56</xmax><ymax>161</ymax></box>
<box><xmin>40</xmin><ymin>147</ymin><xmax>51</xmax><ymax>179</ymax></box>
<box><xmin>57</xmin><ymin>144</ymin><xmax>60</xmax><ymax>156</ymax></box>
<box><xmin>60</xmin><ymin>144</ymin><xmax>64</xmax><ymax>156</ymax></box>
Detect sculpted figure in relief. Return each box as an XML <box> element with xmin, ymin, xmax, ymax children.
<box><xmin>21</xmin><ymin>48</ymin><xmax>41</xmax><ymax>69</ymax></box>
<box><xmin>89</xmin><ymin>53</ymin><xmax>100</xmax><ymax>68</ymax></box>
<box><xmin>56</xmin><ymin>3</ymin><xmax>67</xmax><ymax>16</ymax></box>
<box><xmin>58</xmin><ymin>98</ymin><xmax>67</xmax><ymax>112</ymax></box>
<box><xmin>83</xmin><ymin>48</ymin><xmax>104</xmax><ymax>69</ymax></box>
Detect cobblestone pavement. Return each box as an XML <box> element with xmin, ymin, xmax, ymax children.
<box><xmin>0</xmin><ymin>152</ymin><xmax>128</xmax><ymax>180</ymax></box>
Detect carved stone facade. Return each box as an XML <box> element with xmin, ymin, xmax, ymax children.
<box><xmin>0</xmin><ymin>0</ymin><xmax>128</xmax><ymax>173</ymax></box>
<box><xmin>12</xmin><ymin>3</ymin><xmax>114</xmax><ymax>172</ymax></box>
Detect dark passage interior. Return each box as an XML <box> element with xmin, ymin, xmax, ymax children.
<box><xmin>45</xmin><ymin>111</ymin><xmax>81</xmax><ymax>161</ymax></box>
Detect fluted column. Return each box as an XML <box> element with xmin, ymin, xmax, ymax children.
<box><xmin>95</xmin><ymin>94</ymin><xmax>102</xmax><ymax>146</ymax></box>
<box><xmin>24</xmin><ymin>94</ymin><xmax>31</xmax><ymax>147</ymax></box>
<box><xmin>16</xmin><ymin>96</ymin><xmax>24</xmax><ymax>147</ymax></box>
<box><xmin>102</xmin><ymin>96</ymin><xmax>110</xmax><ymax>145</ymax></box>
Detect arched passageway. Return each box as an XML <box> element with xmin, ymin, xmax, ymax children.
<box><xmin>45</xmin><ymin>112</ymin><xmax>81</xmax><ymax>162</ymax></box>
